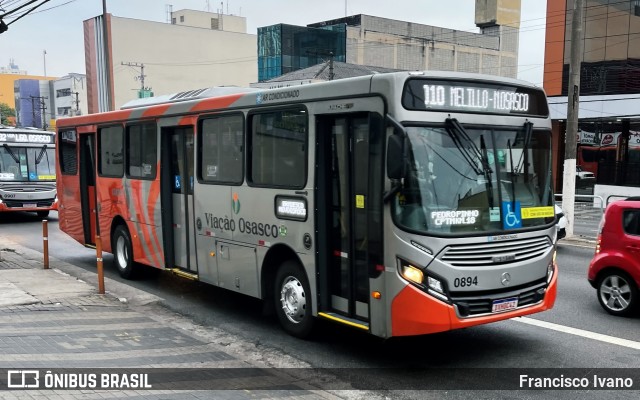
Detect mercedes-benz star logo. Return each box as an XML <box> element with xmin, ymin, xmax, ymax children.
<box><xmin>501</xmin><ymin>272</ymin><xmax>512</xmax><ymax>286</ymax></box>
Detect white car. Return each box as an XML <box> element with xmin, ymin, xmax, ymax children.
<box><xmin>555</xmin><ymin>205</ymin><xmax>567</xmax><ymax>240</ymax></box>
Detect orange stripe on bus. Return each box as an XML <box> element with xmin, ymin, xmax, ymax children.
<box><xmin>56</xmin><ymin>110</ymin><xmax>133</xmax><ymax>127</ymax></box>
<box><xmin>147</xmin><ymin>174</ymin><xmax>164</xmax><ymax>265</ymax></box>
<box><xmin>189</xmin><ymin>94</ymin><xmax>245</xmax><ymax>112</ymax></box>
<box><xmin>143</xmin><ymin>104</ymin><xmax>171</xmax><ymax>118</ymax></box>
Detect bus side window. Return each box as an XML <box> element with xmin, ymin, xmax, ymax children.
<box><xmin>249</xmin><ymin>109</ymin><xmax>307</xmax><ymax>189</ymax></box>
<box><xmin>200</xmin><ymin>114</ymin><xmax>244</xmax><ymax>185</ymax></box>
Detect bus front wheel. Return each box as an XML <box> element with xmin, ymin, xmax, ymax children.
<box><xmin>274</xmin><ymin>260</ymin><xmax>314</xmax><ymax>338</ymax></box>
<box><xmin>112</xmin><ymin>225</ymin><xmax>137</xmax><ymax>279</ymax></box>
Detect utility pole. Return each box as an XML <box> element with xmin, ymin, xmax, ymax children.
<box><xmin>39</xmin><ymin>97</ymin><xmax>48</xmax><ymax>130</ymax></box>
<box><xmin>23</xmin><ymin>95</ymin><xmax>47</xmax><ymax>128</ymax></box>
<box><xmin>121</xmin><ymin>61</ymin><xmax>152</xmax><ymax>97</ymax></box>
<box><xmin>73</xmin><ymin>92</ymin><xmax>80</xmax><ymax>115</ymax></box>
<box><xmin>43</xmin><ymin>50</ymin><xmax>47</xmax><ymax>77</ymax></box>
<box><xmin>562</xmin><ymin>0</ymin><xmax>585</xmax><ymax>239</ymax></box>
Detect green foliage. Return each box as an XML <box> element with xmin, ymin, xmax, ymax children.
<box><xmin>0</xmin><ymin>102</ymin><xmax>16</xmax><ymax>125</ymax></box>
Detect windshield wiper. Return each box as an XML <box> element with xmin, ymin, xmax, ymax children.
<box><xmin>507</xmin><ymin>138</ymin><xmax>517</xmax><ymax>207</ymax></box>
<box><xmin>2</xmin><ymin>144</ymin><xmax>19</xmax><ymax>164</ymax></box>
<box><xmin>480</xmin><ymin>135</ymin><xmax>494</xmax><ymax>208</ymax></box>
<box><xmin>445</xmin><ymin>118</ymin><xmax>486</xmax><ymax>175</ymax></box>
<box><xmin>35</xmin><ymin>145</ymin><xmax>48</xmax><ymax>165</ymax></box>
<box><xmin>514</xmin><ymin>121</ymin><xmax>533</xmax><ymax>176</ymax></box>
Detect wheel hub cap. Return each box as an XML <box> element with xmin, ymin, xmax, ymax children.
<box><xmin>280</xmin><ymin>276</ymin><xmax>306</xmax><ymax>324</ymax></box>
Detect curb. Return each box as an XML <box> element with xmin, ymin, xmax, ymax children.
<box><xmin>0</xmin><ymin>236</ymin><xmax>162</xmax><ymax>306</ymax></box>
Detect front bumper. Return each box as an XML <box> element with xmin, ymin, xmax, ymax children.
<box><xmin>391</xmin><ymin>262</ymin><xmax>558</xmax><ymax>336</ymax></box>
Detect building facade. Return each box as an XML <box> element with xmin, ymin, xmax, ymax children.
<box><xmin>544</xmin><ymin>0</ymin><xmax>640</xmax><ymax>198</ymax></box>
<box><xmin>13</xmin><ymin>79</ymin><xmax>55</xmax><ymax>129</ymax></box>
<box><xmin>258</xmin><ymin>0</ymin><xmax>521</xmax><ymax>82</ymax></box>
<box><xmin>53</xmin><ymin>73</ymin><xmax>88</xmax><ymax>119</ymax></box>
<box><xmin>84</xmin><ymin>10</ymin><xmax>257</xmax><ymax>113</ymax></box>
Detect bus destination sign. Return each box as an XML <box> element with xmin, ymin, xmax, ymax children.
<box><xmin>0</xmin><ymin>132</ymin><xmax>53</xmax><ymax>144</ymax></box>
<box><xmin>402</xmin><ymin>79</ymin><xmax>549</xmax><ymax>117</ymax></box>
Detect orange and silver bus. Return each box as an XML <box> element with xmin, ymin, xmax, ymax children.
<box><xmin>56</xmin><ymin>71</ymin><xmax>558</xmax><ymax>338</ymax></box>
<box><xmin>0</xmin><ymin>126</ymin><xmax>57</xmax><ymax>217</ymax></box>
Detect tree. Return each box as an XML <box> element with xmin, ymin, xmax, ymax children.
<box><xmin>0</xmin><ymin>103</ymin><xmax>16</xmax><ymax>126</ymax></box>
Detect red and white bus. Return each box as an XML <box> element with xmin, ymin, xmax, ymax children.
<box><xmin>56</xmin><ymin>71</ymin><xmax>558</xmax><ymax>338</ymax></box>
<box><xmin>0</xmin><ymin>126</ymin><xmax>58</xmax><ymax>217</ymax></box>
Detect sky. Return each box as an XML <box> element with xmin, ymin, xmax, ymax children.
<box><xmin>0</xmin><ymin>0</ymin><xmax>548</xmax><ymax>85</ymax></box>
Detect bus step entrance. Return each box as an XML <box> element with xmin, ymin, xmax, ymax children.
<box><xmin>170</xmin><ymin>268</ymin><xmax>199</xmax><ymax>281</ymax></box>
<box><xmin>318</xmin><ymin>312</ymin><xmax>370</xmax><ymax>331</ymax></box>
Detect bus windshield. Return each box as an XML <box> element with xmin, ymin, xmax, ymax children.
<box><xmin>393</xmin><ymin>124</ymin><xmax>554</xmax><ymax>235</ymax></box>
<box><xmin>0</xmin><ymin>146</ymin><xmax>56</xmax><ymax>182</ymax></box>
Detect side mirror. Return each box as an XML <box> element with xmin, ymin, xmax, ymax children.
<box><xmin>387</xmin><ymin>134</ymin><xmax>407</xmax><ymax>180</ymax></box>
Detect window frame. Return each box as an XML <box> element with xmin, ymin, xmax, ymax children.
<box><xmin>97</xmin><ymin>124</ymin><xmax>125</xmax><ymax>178</ymax></box>
<box><xmin>247</xmin><ymin>106</ymin><xmax>309</xmax><ymax>190</ymax></box>
<box><xmin>58</xmin><ymin>129</ymin><xmax>78</xmax><ymax>175</ymax></box>
<box><xmin>125</xmin><ymin>122</ymin><xmax>158</xmax><ymax>181</ymax></box>
<box><xmin>622</xmin><ymin>209</ymin><xmax>640</xmax><ymax>236</ymax></box>
<box><xmin>197</xmin><ymin>112</ymin><xmax>245</xmax><ymax>186</ymax></box>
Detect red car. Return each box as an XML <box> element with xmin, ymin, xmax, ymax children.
<box><xmin>588</xmin><ymin>198</ymin><xmax>640</xmax><ymax>316</ymax></box>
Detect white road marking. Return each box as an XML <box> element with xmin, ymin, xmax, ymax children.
<box><xmin>516</xmin><ymin>317</ymin><xmax>640</xmax><ymax>350</ymax></box>
<box><xmin>557</xmin><ymin>242</ymin><xmax>595</xmax><ymax>249</ymax></box>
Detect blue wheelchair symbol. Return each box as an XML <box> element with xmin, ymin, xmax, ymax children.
<box><xmin>174</xmin><ymin>175</ymin><xmax>181</xmax><ymax>189</ymax></box>
<box><xmin>502</xmin><ymin>201</ymin><xmax>522</xmax><ymax>229</ymax></box>
<box><xmin>29</xmin><ymin>172</ymin><xmax>37</xmax><ymax>180</ymax></box>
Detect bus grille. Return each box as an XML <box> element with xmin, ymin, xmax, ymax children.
<box><xmin>451</xmin><ymin>280</ymin><xmax>547</xmax><ymax>317</ymax></box>
<box><xmin>3</xmin><ymin>200</ymin><xmax>54</xmax><ymax>208</ymax></box>
<box><xmin>440</xmin><ymin>236</ymin><xmax>552</xmax><ymax>267</ymax></box>
<box><xmin>0</xmin><ymin>184</ymin><xmax>55</xmax><ymax>191</ymax></box>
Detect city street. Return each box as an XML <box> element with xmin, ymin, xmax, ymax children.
<box><xmin>1</xmin><ymin>211</ymin><xmax>639</xmax><ymax>399</ymax></box>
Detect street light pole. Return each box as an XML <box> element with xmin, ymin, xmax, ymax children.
<box><xmin>43</xmin><ymin>50</ymin><xmax>47</xmax><ymax>77</ymax></box>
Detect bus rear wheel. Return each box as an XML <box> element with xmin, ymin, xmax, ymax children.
<box><xmin>112</xmin><ymin>225</ymin><xmax>137</xmax><ymax>279</ymax></box>
<box><xmin>37</xmin><ymin>211</ymin><xmax>49</xmax><ymax>218</ymax></box>
<box><xmin>274</xmin><ymin>260</ymin><xmax>314</xmax><ymax>338</ymax></box>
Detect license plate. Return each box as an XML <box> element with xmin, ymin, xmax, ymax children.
<box><xmin>23</xmin><ymin>203</ymin><xmax>37</xmax><ymax>208</ymax></box>
<box><xmin>491</xmin><ymin>297</ymin><xmax>518</xmax><ymax>313</ymax></box>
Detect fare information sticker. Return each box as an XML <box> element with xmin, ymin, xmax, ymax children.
<box><xmin>521</xmin><ymin>206</ymin><xmax>555</xmax><ymax>219</ymax></box>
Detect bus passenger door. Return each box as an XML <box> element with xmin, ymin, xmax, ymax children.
<box><xmin>79</xmin><ymin>134</ymin><xmax>96</xmax><ymax>246</ymax></box>
<box><xmin>317</xmin><ymin>113</ymin><xmax>384</xmax><ymax>323</ymax></box>
<box><xmin>161</xmin><ymin>127</ymin><xmax>198</xmax><ymax>274</ymax></box>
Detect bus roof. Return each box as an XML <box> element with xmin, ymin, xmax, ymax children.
<box><xmin>56</xmin><ymin>70</ymin><xmax>545</xmax><ymax>129</ymax></box>
<box><xmin>0</xmin><ymin>126</ymin><xmax>52</xmax><ymax>134</ymax></box>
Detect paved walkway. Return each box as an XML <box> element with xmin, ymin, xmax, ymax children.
<box><xmin>0</xmin><ymin>239</ymin><xmax>351</xmax><ymax>399</ymax></box>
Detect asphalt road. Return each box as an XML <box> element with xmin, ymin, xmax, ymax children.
<box><xmin>2</xmin><ymin>211</ymin><xmax>639</xmax><ymax>399</ymax></box>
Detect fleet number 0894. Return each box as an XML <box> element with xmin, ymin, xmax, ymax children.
<box><xmin>453</xmin><ymin>276</ymin><xmax>478</xmax><ymax>287</ymax></box>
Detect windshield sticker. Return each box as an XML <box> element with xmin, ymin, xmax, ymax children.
<box><xmin>356</xmin><ymin>195</ymin><xmax>365</xmax><ymax>209</ymax></box>
<box><xmin>489</xmin><ymin>207</ymin><xmax>501</xmax><ymax>222</ymax></box>
<box><xmin>430</xmin><ymin>210</ymin><xmax>479</xmax><ymax>226</ymax></box>
<box><xmin>0</xmin><ymin>172</ymin><xmax>15</xmax><ymax>180</ymax></box>
<box><xmin>38</xmin><ymin>175</ymin><xmax>56</xmax><ymax>180</ymax></box>
<box><xmin>502</xmin><ymin>201</ymin><xmax>522</xmax><ymax>229</ymax></box>
<box><xmin>521</xmin><ymin>206</ymin><xmax>554</xmax><ymax>219</ymax></box>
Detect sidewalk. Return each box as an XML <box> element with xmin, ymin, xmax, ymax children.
<box><xmin>0</xmin><ymin>238</ymin><xmax>355</xmax><ymax>399</ymax></box>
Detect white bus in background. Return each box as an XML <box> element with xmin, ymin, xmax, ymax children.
<box><xmin>0</xmin><ymin>126</ymin><xmax>58</xmax><ymax>218</ymax></box>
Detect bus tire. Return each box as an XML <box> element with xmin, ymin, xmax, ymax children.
<box><xmin>112</xmin><ymin>224</ymin><xmax>137</xmax><ymax>279</ymax></box>
<box><xmin>37</xmin><ymin>211</ymin><xmax>49</xmax><ymax>218</ymax></box>
<box><xmin>274</xmin><ymin>260</ymin><xmax>314</xmax><ymax>338</ymax></box>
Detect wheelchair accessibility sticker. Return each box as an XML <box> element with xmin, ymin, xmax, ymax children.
<box><xmin>502</xmin><ymin>201</ymin><xmax>522</xmax><ymax>229</ymax></box>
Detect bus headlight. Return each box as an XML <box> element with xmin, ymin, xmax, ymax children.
<box><xmin>400</xmin><ymin>263</ymin><xmax>424</xmax><ymax>285</ymax></box>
